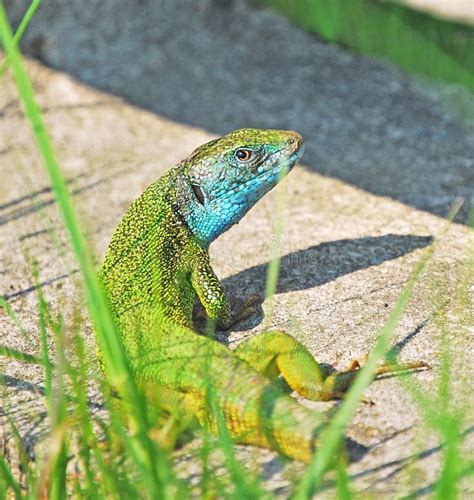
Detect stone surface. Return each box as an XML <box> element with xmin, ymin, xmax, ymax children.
<box><xmin>1</xmin><ymin>0</ymin><xmax>473</xmax><ymax>496</ymax></box>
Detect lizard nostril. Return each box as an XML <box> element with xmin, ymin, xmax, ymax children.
<box><xmin>287</xmin><ymin>132</ymin><xmax>303</xmax><ymax>150</ymax></box>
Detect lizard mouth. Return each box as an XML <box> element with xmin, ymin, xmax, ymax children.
<box><xmin>285</xmin><ymin>144</ymin><xmax>305</xmax><ymax>168</ymax></box>
<box><xmin>259</xmin><ymin>142</ymin><xmax>305</xmax><ymax>176</ymax></box>
<box><xmin>209</xmin><ymin>144</ymin><xmax>304</xmax><ymax>204</ymax></box>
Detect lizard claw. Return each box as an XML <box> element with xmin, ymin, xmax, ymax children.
<box><xmin>230</xmin><ymin>293</ymin><xmax>261</xmax><ymax>325</ymax></box>
<box><xmin>212</xmin><ymin>294</ymin><xmax>261</xmax><ymax>331</ymax></box>
<box><xmin>346</xmin><ymin>359</ymin><xmax>361</xmax><ymax>372</ymax></box>
<box><xmin>375</xmin><ymin>360</ymin><xmax>430</xmax><ymax>376</ymax></box>
<box><xmin>345</xmin><ymin>355</ymin><xmax>430</xmax><ymax>377</ymax></box>
<box><xmin>194</xmin><ymin>306</ymin><xmax>208</xmax><ymax>322</ymax></box>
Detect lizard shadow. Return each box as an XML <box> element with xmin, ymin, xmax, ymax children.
<box><xmin>219</xmin><ymin>233</ymin><xmax>432</xmax><ymax>333</ymax></box>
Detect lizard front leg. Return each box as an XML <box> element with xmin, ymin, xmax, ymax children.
<box><xmin>191</xmin><ymin>255</ymin><xmax>258</xmax><ymax>331</ymax></box>
<box><xmin>191</xmin><ymin>256</ymin><xmax>232</xmax><ymax>330</ymax></box>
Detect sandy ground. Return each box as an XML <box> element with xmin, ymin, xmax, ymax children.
<box><xmin>1</xmin><ymin>0</ymin><xmax>473</xmax><ymax>496</ymax></box>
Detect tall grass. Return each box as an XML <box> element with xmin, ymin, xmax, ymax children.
<box><xmin>1</xmin><ymin>2</ymin><xmax>472</xmax><ymax>498</ymax></box>
<box><xmin>0</xmin><ymin>0</ymin><xmax>40</xmax><ymax>77</ymax></box>
<box><xmin>0</xmin><ymin>2</ymin><xmax>176</xmax><ymax>497</ymax></box>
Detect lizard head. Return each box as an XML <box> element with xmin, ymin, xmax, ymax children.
<box><xmin>176</xmin><ymin>128</ymin><xmax>304</xmax><ymax>246</ymax></box>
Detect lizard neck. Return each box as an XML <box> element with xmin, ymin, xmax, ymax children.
<box><xmin>172</xmin><ymin>169</ymin><xmax>261</xmax><ymax>248</ymax></box>
<box><xmin>172</xmin><ymin>171</ymin><xmax>219</xmax><ymax>248</ymax></box>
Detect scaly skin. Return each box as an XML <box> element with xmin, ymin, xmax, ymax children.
<box><xmin>99</xmin><ymin>128</ymin><xmax>423</xmax><ymax>462</ymax></box>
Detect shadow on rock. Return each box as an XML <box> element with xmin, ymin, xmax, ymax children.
<box><xmin>223</xmin><ymin>233</ymin><xmax>432</xmax><ymax>304</ymax></box>
<box><xmin>7</xmin><ymin>0</ymin><xmax>473</xmax><ymax>222</ymax></box>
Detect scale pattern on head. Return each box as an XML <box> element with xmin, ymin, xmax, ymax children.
<box><xmin>175</xmin><ymin>128</ymin><xmax>304</xmax><ymax>246</ymax></box>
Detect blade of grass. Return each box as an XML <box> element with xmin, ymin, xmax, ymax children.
<box><xmin>199</xmin><ymin>421</ymin><xmax>215</xmax><ymax>498</ymax></box>
<box><xmin>36</xmin><ymin>422</ymin><xmax>67</xmax><ymax>499</ymax></box>
<box><xmin>385</xmin><ymin>202</ymin><xmax>473</xmax><ymax>495</ymax></box>
<box><xmin>0</xmin><ymin>297</ymin><xmax>32</xmax><ymax>348</ymax></box>
<box><xmin>0</xmin><ymin>0</ymin><xmax>123</xmax><ymax>395</ymax></box>
<box><xmin>294</xmin><ymin>200</ymin><xmax>463</xmax><ymax>497</ymax></box>
<box><xmin>32</xmin><ymin>267</ymin><xmax>70</xmax><ymax>500</ymax></box>
<box><xmin>335</xmin><ymin>448</ymin><xmax>352</xmax><ymax>500</ymax></box>
<box><xmin>433</xmin><ymin>264</ymin><xmax>471</xmax><ymax>498</ymax></box>
<box><xmin>264</xmin><ymin>167</ymin><xmax>288</xmax><ymax>302</ymax></box>
<box><xmin>0</xmin><ymin>345</ymin><xmax>48</xmax><ymax>366</ymax></box>
<box><xmin>0</xmin><ymin>453</ymin><xmax>22</xmax><ymax>499</ymax></box>
<box><xmin>0</xmin><ymin>0</ymin><xmax>42</xmax><ymax>77</ymax></box>
<box><xmin>6</xmin><ymin>412</ymin><xmax>32</xmax><ymax>485</ymax></box>
<box><xmin>33</xmin><ymin>265</ymin><xmax>53</xmax><ymax>400</ymax></box>
<box><xmin>0</xmin><ymin>5</ymin><xmax>177</xmax><ymax>495</ymax></box>
<box><xmin>66</xmin><ymin>321</ymin><xmax>121</xmax><ymax>497</ymax></box>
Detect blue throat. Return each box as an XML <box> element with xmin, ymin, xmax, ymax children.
<box><xmin>183</xmin><ymin>168</ymin><xmax>285</xmax><ymax>247</ymax></box>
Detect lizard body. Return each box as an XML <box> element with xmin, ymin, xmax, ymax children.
<box><xmin>99</xmin><ymin>128</ymin><xmax>415</xmax><ymax>462</ymax></box>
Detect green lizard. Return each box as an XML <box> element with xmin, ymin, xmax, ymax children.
<box><xmin>99</xmin><ymin>128</ymin><xmax>424</xmax><ymax>462</ymax></box>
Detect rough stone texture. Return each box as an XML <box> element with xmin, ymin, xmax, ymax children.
<box><xmin>1</xmin><ymin>0</ymin><xmax>473</xmax><ymax>496</ymax></box>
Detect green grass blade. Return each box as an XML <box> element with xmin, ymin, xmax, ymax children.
<box><xmin>0</xmin><ymin>297</ymin><xmax>32</xmax><ymax>346</ymax></box>
<box><xmin>0</xmin><ymin>345</ymin><xmax>48</xmax><ymax>366</ymax></box>
<box><xmin>435</xmin><ymin>420</ymin><xmax>463</xmax><ymax>499</ymax></box>
<box><xmin>0</xmin><ymin>0</ymin><xmax>42</xmax><ymax>77</ymax></box>
<box><xmin>0</xmin><ymin>0</ymin><xmax>122</xmax><ymax>391</ymax></box>
<box><xmin>0</xmin><ymin>5</ymin><xmax>177</xmax><ymax>495</ymax></box>
<box><xmin>208</xmin><ymin>398</ymin><xmax>264</xmax><ymax>498</ymax></box>
<box><xmin>295</xmin><ymin>273</ymin><xmax>424</xmax><ymax>496</ymax></box>
<box><xmin>66</xmin><ymin>330</ymin><xmax>121</xmax><ymax>496</ymax></box>
<box><xmin>264</xmin><ymin>171</ymin><xmax>287</xmax><ymax>301</ymax></box>
<box><xmin>32</xmin><ymin>271</ymin><xmax>70</xmax><ymax>499</ymax></box>
<box><xmin>5</xmin><ymin>412</ymin><xmax>31</xmax><ymax>484</ymax></box>
<box><xmin>0</xmin><ymin>453</ymin><xmax>22</xmax><ymax>499</ymax></box>
<box><xmin>204</xmin><ymin>367</ymin><xmax>264</xmax><ymax>499</ymax></box>
<box><xmin>335</xmin><ymin>451</ymin><xmax>352</xmax><ymax>500</ymax></box>
<box><xmin>34</xmin><ymin>268</ymin><xmax>53</xmax><ymax>400</ymax></box>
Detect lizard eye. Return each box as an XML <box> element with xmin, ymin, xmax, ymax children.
<box><xmin>191</xmin><ymin>184</ymin><xmax>205</xmax><ymax>205</ymax></box>
<box><xmin>235</xmin><ymin>149</ymin><xmax>254</xmax><ymax>162</ymax></box>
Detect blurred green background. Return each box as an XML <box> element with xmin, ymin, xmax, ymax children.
<box><xmin>262</xmin><ymin>0</ymin><xmax>474</xmax><ymax>92</ymax></box>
